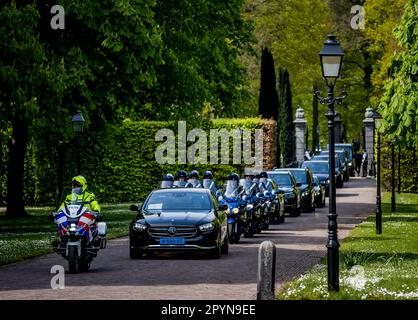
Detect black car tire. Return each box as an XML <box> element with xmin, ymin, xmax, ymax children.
<box><xmin>209</xmin><ymin>243</ymin><xmax>222</xmax><ymax>259</ymax></box>
<box><xmin>279</xmin><ymin>213</ymin><xmax>285</xmax><ymax>224</ymax></box>
<box><xmin>79</xmin><ymin>261</ymin><xmax>90</xmax><ymax>272</ymax></box>
<box><xmin>322</xmin><ymin>196</ymin><xmax>326</xmax><ymax>208</ymax></box>
<box><xmin>130</xmin><ymin>247</ymin><xmax>144</xmax><ymax>259</ymax></box>
<box><xmin>290</xmin><ymin>207</ymin><xmax>301</xmax><ymax>217</ymax></box>
<box><xmin>221</xmin><ymin>233</ymin><xmax>229</xmax><ymax>255</ymax></box>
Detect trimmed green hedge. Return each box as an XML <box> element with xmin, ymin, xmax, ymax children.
<box><xmin>1</xmin><ymin>118</ymin><xmax>277</xmax><ymax>205</ymax></box>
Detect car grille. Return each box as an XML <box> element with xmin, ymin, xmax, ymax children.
<box><xmin>148</xmin><ymin>226</ymin><xmax>197</xmax><ymax>238</ymax></box>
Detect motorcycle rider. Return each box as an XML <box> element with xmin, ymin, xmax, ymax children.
<box><xmin>202</xmin><ymin>170</ymin><xmax>217</xmax><ymax>195</ymax></box>
<box><xmin>186</xmin><ymin>170</ymin><xmax>202</xmax><ymax>188</ymax></box>
<box><xmin>53</xmin><ymin>176</ymin><xmax>101</xmax><ymax>247</ymax></box>
<box><xmin>259</xmin><ymin>171</ymin><xmax>274</xmax><ymax>192</ymax></box>
<box><xmin>241</xmin><ymin>172</ymin><xmax>259</xmax><ymax>196</ymax></box>
<box><xmin>160</xmin><ymin>173</ymin><xmax>174</xmax><ymax>188</ymax></box>
<box><xmin>224</xmin><ymin>173</ymin><xmax>242</xmax><ymax>198</ymax></box>
<box><xmin>174</xmin><ymin>170</ymin><xmax>188</xmax><ymax>187</ymax></box>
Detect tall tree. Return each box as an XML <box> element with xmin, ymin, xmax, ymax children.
<box><xmin>258</xmin><ymin>47</ymin><xmax>279</xmax><ymax>121</ymax></box>
<box><xmin>379</xmin><ymin>0</ymin><xmax>418</xmax><ymax>148</ymax></box>
<box><xmin>277</xmin><ymin>67</ymin><xmax>294</xmax><ymax>166</ymax></box>
<box><xmin>312</xmin><ymin>82</ymin><xmax>319</xmax><ymax>153</ymax></box>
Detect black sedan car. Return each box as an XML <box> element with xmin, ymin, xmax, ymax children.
<box><xmin>301</xmin><ymin>160</ymin><xmax>330</xmax><ymax>196</ymax></box>
<box><xmin>312</xmin><ymin>175</ymin><xmax>326</xmax><ymax>208</ymax></box>
<box><xmin>267</xmin><ymin>170</ymin><xmax>301</xmax><ymax>217</ymax></box>
<box><xmin>129</xmin><ymin>188</ymin><xmax>229</xmax><ymax>259</ymax></box>
<box><xmin>275</xmin><ymin>168</ymin><xmax>315</xmax><ymax>213</ymax></box>
<box><xmin>311</xmin><ymin>155</ymin><xmax>344</xmax><ymax>188</ymax></box>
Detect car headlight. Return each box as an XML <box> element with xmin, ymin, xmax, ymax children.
<box><xmin>133</xmin><ymin>223</ymin><xmax>147</xmax><ymax>232</ymax></box>
<box><xmin>232</xmin><ymin>208</ymin><xmax>239</xmax><ymax>214</ymax></box>
<box><xmin>301</xmin><ymin>192</ymin><xmax>308</xmax><ymax>197</ymax></box>
<box><xmin>246</xmin><ymin>204</ymin><xmax>253</xmax><ymax>210</ymax></box>
<box><xmin>199</xmin><ymin>223</ymin><xmax>215</xmax><ymax>232</ymax></box>
<box><xmin>348</xmin><ymin>162</ymin><xmax>352</xmax><ymax>167</ymax></box>
<box><xmin>326</xmin><ymin>180</ymin><xmax>330</xmax><ymax>184</ymax></box>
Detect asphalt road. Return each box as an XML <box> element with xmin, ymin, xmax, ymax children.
<box><xmin>0</xmin><ymin>177</ymin><xmax>375</xmax><ymax>300</ymax></box>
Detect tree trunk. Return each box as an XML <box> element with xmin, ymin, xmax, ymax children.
<box><xmin>55</xmin><ymin>142</ymin><xmax>65</xmax><ymax>208</ymax></box>
<box><xmin>6</xmin><ymin>119</ymin><xmax>29</xmax><ymax>217</ymax></box>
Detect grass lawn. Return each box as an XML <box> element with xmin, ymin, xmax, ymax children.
<box><xmin>0</xmin><ymin>203</ymin><xmax>138</xmax><ymax>266</ymax></box>
<box><xmin>277</xmin><ymin>192</ymin><xmax>418</xmax><ymax>300</ymax></box>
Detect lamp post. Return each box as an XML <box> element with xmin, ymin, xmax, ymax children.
<box><xmin>315</xmin><ymin>34</ymin><xmax>346</xmax><ymax>292</ymax></box>
<box><xmin>72</xmin><ymin>111</ymin><xmax>85</xmax><ymax>175</ymax></box>
<box><xmin>391</xmin><ymin>142</ymin><xmax>396</xmax><ymax>212</ymax></box>
<box><xmin>374</xmin><ymin>111</ymin><xmax>383</xmax><ymax>234</ymax></box>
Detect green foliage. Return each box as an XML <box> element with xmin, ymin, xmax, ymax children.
<box><xmin>380</xmin><ymin>140</ymin><xmax>418</xmax><ymax>193</ymax></box>
<box><xmin>378</xmin><ymin>0</ymin><xmax>418</xmax><ymax>148</ymax></box>
<box><xmin>146</xmin><ymin>0</ymin><xmax>255</xmax><ymax>121</ymax></box>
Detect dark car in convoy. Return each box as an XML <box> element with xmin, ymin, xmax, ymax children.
<box><xmin>312</xmin><ymin>175</ymin><xmax>326</xmax><ymax>208</ymax></box>
<box><xmin>267</xmin><ymin>170</ymin><xmax>301</xmax><ymax>217</ymax></box>
<box><xmin>311</xmin><ymin>154</ymin><xmax>344</xmax><ymax>188</ymax></box>
<box><xmin>274</xmin><ymin>168</ymin><xmax>315</xmax><ymax>213</ymax></box>
<box><xmin>320</xmin><ymin>149</ymin><xmax>349</xmax><ymax>182</ymax></box>
<box><xmin>301</xmin><ymin>160</ymin><xmax>331</xmax><ymax>196</ymax></box>
<box><xmin>329</xmin><ymin>143</ymin><xmax>355</xmax><ymax>176</ymax></box>
<box><xmin>129</xmin><ymin>188</ymin><xmax>229</xmax><ymax>259</ymax></box>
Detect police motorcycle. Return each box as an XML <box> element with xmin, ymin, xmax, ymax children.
<box><xmin>253</xmin><ymin>175</ymin><xmax>271</xmax><ymax>231</ymax></box>
<box><xmin>173</xmin><ymin>170</ymin><xmax>188</xmax><ymax>187</ymax></box>
<box><xmin>160</xmin><ymin>173</ymin><xmax>175</xmax><ymax>188</ymax></box>
<box><xmin>260</xmin><ymin>176</ymin><xmax>283</xmax><ymax>225</ymax></box>
<box><xmin>217</xmin><ymin>173</ymin><xmax>248</xmax><ymax>244</ymax></box>
<box><xmin>239</xmin><ymin>178</ymin><xmax>263</xmax><ymax>237</ymax></box>
<box><xmin>49</xmin><ymin>189</ymin><xmax>107</xmax><ymax>273</ymax></box>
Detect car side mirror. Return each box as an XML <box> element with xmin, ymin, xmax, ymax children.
<box><xmin>130</xmin><ymin>204</ymin><xmax>140</xmax><ymax>212</ymax></box>
<box><xmin>218</xmin><ymin>204</ymin><xmax>228</xmax><ymax>211</ymax></box>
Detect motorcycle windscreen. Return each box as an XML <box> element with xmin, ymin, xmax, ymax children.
<box><xmin>224</xmin><ymin>180</ymin><xmax>239</xmax><ymax>198</ymax></box>
<box><xmin>202</xmin><ymin>179</ymin><xmax>214</xmax><ymax>189</ymax></box>
<box><xmin>160</xmin><ymin>180</ymin><xmax>174</xmax><ymax>188</ymax></box>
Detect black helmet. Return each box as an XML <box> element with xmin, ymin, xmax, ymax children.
<box><xmin>203</xmin><ymin>171</ymin><xmax>213</xmax><ymax>179</ymax></box>
<box><xmin>260</xmin><ymin>171</ymin><xmax>268</xmax><ymax>178</ymax></box>
<box><xmin>254</xmin><ymin>174</ymin><xmax>260</xmax><ymax>179</ymax></box>
<box><xmin>227</xmin><ymin>173</ymin><xmax>240</xmax><ymax>182</ymax></box>
<box><xmin>163</xmin><ymin>173</ymin><xmax>174</xmax><ymax>182</ymax></box>
<box><xmin>177</xmin><ymin>170</ymin><xmax>187</xmax><ymax>179</ymax></box>
<box><xmin>189</xmin><ymin>170</ymin><xmax>199</xmax><ymax>179</ymax></box>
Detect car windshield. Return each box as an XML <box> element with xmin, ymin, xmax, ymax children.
<box><xmin>144</xmin><ymin>191</ymin><xmax>212</xmax><ymax>212</ymax></box>
<box><xmin>313</xmin><ymin>176</ymin><xmax>320</xmax><ymax>185</ymax></box>
<box><xmin>311</xmin><ymin>156</ymin><xmax>339</xmax><ymax>172</ymax></box>
<box><xmin>289</xmin><ymin>171</ymin><xmax>308</xmax><ymax>184</ymax></box>
<box><xmin>322</xmin><ymin>150</ymin><xmax>345</xmax><ymax>163</ymax></box>
<box><xmin>302</xmin><ymin>162</ymin><xmax>329</xmax><ymax>173</ymax></box>
<box><xmin>270</xmin><ymin>174</ymin><xmax>293</xmax><ymax>186</ymax></box>
<box><xmin>332</xmin><ymin>144</ymin><xmax>353</xmax><ymax>162</ymax></box>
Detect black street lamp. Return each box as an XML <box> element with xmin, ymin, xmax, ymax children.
<box><xmin>315</xmin><ymin>34</ymin><xmax>346</xmax><ymax>292</ymax></box>
<box><xmin>72</xmin><ymin>111</ymin><xmax>85</xmax><ymax>175</ymax></box>
<box><xmin>374</xmin><ymin>111</ymin><xmax>383</xmax><ymax>234</ymax></box>
<box><xmin>391</xmin><ymin>142</ymin><xmax>396</xmax><ymax>212</ymax></box>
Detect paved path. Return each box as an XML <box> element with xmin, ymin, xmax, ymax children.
<box><xmin>0</xmin><ymin>177</ymin><xmax>375</xmax><ymax>300</ymax></box>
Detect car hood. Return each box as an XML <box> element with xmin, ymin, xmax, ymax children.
<box><xmin>299</xmin><ymin>184</ymin><xmax>309</xmax><ymax>192</ymax></box>
<box><xmin>140</xmin><ymin>211</ymin><xmax>214</xmax><ymax>226</ymax></box>
<box><xmin>315</xmin><ymin>174</ymin><xmax>330</xmax><ymax>181</ymax></box>
<box><xmin>277</xmin><ymin>186</ymin><xmax>294</xmax><ymax>193</ymax></box>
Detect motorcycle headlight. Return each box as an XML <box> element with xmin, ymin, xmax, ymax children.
<box><xmin>199</xmin><ymin>222</ymin><xmax>215</xmax><ymax>232</ymax></box>
<box><xmin>232</xmin><ymin>208</ymin><xmax>239</xmax><ymax>214</ymax></box>
<box><xmin>348</xmin><ymin>162</ymin><xmax>352</xmax><ymax>167</ymax></box>
<box><xmin>69</xmin><ymin>223</ymin><xmax>77</xmax><ymax>232</ymax></box>
<box><xmin>133</xmin><ymin>223</ymin><xmax>147</xmax><ymax>232</ymax></box>
<box><xmin>247</xmin><ymin>204</ymin><xmax>253</xmax><ymax>210</ymax></box>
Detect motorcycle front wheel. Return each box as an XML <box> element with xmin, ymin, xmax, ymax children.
<box><xmin>68</xmin><ymin>246</ymin><xmax>80</xmax><ymax>274</ymax></box>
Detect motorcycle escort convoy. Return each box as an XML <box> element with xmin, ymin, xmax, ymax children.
<box><xmin>239</xmin><ymin>178</ymin><xmax>264</xmax><ymax>237</ymax></box>
<box><xmin>217</xmin><ymin>173</ymin><xmax>249</xmax><ymax>244</ymax></box>
<box><xmin>50</xmin><ymin>188</ymin><xmax>107</xmax><ymax>274</ymax></box>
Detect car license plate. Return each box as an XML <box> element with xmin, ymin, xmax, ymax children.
<box><xmin>159</xmin><ymin>238</ymin><xmax>185</xmax><ymax>245</ymax></box>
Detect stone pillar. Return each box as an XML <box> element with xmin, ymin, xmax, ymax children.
<box><xmin>334</xmin><ymin>112</ymin><xmax>342</xmax><ymax>143</ymax></box>
<box><xmin>363</xmin><ymin>108</ymin><xmax>375</xmax><ymax>177</ymax></box>
<box><xmin>294</xmin><ymin>108</ymin><xmax>307</xmax><ymax>165</ymax></box>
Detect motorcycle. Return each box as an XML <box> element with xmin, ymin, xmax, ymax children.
<box><xmin>217</xmin><ymin>190</ymin><xmax>247</xmax><ymax>244</ymax></box>
<box><xmin>50</xmin><ymin>190</ymin><xmax>107</xmax><ymax>273</ymax></box>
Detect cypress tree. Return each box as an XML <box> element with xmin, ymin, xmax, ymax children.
<box><xmin>277</xmin><ymin>67</ymin><xmax>294</xmax><ymax>166</ymax></box>
<box><xmin>258</xmin><ymin>47</ymin><xmax>279</xmax><ymax>121</ymax></box>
